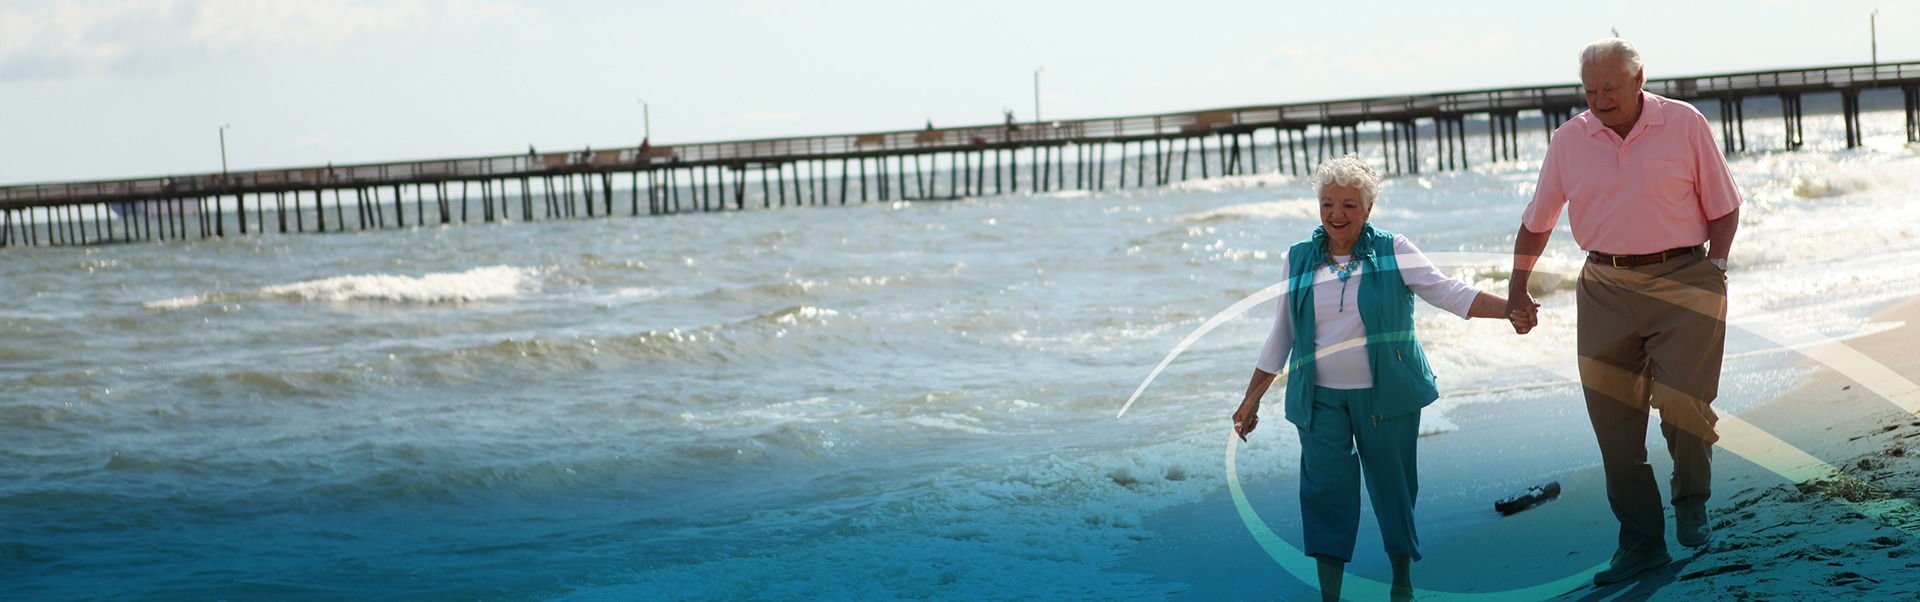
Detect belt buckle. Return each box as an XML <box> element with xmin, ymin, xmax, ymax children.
<box><xmin>1611</xmin><ymin>254</ymin><xmax>1630</xmax><ymax>269</ymax></box>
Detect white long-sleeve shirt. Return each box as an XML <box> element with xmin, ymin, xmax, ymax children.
<box><xmin>1254</xmin><ymin>233</ymin><xmax>1481</xmax><ymax>389</ymax></box>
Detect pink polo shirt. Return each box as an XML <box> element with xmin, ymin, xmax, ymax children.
<box><xmin>1521</xmin><ymin>92</ymin><xmax>1742</xmax><ymax>255</ymax></box>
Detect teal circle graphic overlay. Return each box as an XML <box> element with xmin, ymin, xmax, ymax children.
<box><xmin>1122</xmin><ymin>251</ymin><xmax>1920</xmax><ymax>598</ymax></box>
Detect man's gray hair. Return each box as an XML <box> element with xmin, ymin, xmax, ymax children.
<box><xmin>1580</xmin><ymin>37</ymin><xmax>1643</xmax><ymax>75</ymax></box>
<box><xmin>1312</xmin><ymin>154</ymin><xmax>1380</xmax><ymax>205</ymax></box>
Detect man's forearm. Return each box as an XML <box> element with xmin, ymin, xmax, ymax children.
<box><xmin>1706</xmin><ymin>208</ymin><xmax>1739</xmax><ymax>260</ymax></box>
<box><xmin>1511</xmin><ymin>226</ymin><xmax>1552</xmax><ymax>294</ymax></box>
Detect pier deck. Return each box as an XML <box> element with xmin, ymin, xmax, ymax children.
<box><xmin>4</xmin><ymin>61</ymin><xmax>1918</xmax><ymax>248</ymax></box>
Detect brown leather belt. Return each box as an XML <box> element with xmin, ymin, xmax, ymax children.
<box><xmin>1588</xmin><ymin>245</ymin><xmax>1703</xmax><ymax>269</ymax></box>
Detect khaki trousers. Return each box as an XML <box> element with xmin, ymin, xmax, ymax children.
<box><xmin>1576</xmin><ymin>251</ymin><xmax>1726</xmax><ymax>552</ymax></box>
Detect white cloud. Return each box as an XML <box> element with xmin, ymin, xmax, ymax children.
<box><xmin>0</xmin><ymin>0</ymin><xmax>524</xmax><ymax>81</ymax></box>
<box><xmin>717</xmin><ymin>109</ymin><xmax>814</xmax><ymax>126</ymax></box>
<box><xmin>1261</xmin><ymin>43</ymin><xmax>1329</xmax><ymax>71</ymax></box>
<box><xmin>1252</xmin><ymin>32</ymin><xmax>1524</xmax><ymax>98</ymax></box>
<box><xmin>290</xmin><ymin>132</ymin><xmax>355</xmax><ymax>150</ymax></box>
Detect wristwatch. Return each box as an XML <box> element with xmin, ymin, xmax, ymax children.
<box><xmin>1709</xmin><ymin>258</ymin><xmax>1728</xmax><ymax>271</ymax></box>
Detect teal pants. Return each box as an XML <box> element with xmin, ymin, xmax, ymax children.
<box><xmin>1297</xmin><ymin>386</ymin><xmax>1422</xmax><ymax>563</ymax></box>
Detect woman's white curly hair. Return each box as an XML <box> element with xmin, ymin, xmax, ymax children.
<box><xmin>1311</xmin><ymin>154</ymin><xmax>1380</xmax><ymax>206</ymax></box>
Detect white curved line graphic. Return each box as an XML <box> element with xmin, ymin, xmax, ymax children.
<box><xmin>1124</xmin><ymin>250</ymin><xmax>1920</xmax><ymax>597</ymax></box>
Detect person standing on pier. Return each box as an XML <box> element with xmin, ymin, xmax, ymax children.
<box><xmin>1506</xmin><ymin>37</ymin><xmax>1741</xmax><ymax>586</ymax></box>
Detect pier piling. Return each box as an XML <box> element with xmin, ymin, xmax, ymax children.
<box><xmin>7</xmin><ymin>62</ymin><xmax>1919</xmax><ymax>248</ymax></box>
<box><xmin>1842</xmin><ymin>88</ymin><xmax>1865</xmax><ymax>148</ymax></box>
<box><xmin>1905</xmin><ymin>85</ymin><xmax>1920</xmax><ymax>142</ymax></box>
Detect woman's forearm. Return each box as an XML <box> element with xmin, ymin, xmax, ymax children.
<box><xmin>1467</xmin><ymin>290</ymin><xmax>1510</xmax><ymax>319</ymax></box>
<box><xmin>1241</xmin><ymin>368</ymin><xmax>1278</xmax><ymax>405</ymax></box>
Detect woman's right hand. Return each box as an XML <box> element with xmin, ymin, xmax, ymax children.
<box><xmin>1233</xmin><ymin>402</ymin><xmax>1259</xmax><ymax>441</ymax></box>
<box><xmin>1233</xmin><ymin>369</ymin><xmax>1278</xmax><ymax>442</ymax></box>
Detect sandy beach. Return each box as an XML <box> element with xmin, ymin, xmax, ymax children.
<box><xmin>1127</xmin><ymin>298</ymin><xmax>1920</xmax><ymax>601</ymax></box>
<box><xmin>1425</xmin><ymin>297</ymin><xmax>1920</xmax><ymax>601</ymax></box>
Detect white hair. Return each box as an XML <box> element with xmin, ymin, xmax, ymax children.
<box><xmin>1580</xmin><ymin>37</ymin><xmax>1643</xmax><ymax>75</ymax></box>
<box><xmin>1312</xmin><ymin>154</ymin><xmax>1380</xmax><ymax>205</ymax></box>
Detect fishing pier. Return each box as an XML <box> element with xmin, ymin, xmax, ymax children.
<box><xmin>4</xmin><ymin>61</ymin><xmax>1918</xmax><ymax>248</ymax></box>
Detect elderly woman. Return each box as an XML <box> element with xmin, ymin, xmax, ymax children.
<box><xmin>1231</xmin><ymin>155</ymin><xmax>1517</xmax><ymax>602</ymax></box>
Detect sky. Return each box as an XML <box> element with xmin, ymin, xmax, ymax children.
<box><xmin>1</xmin><ymin>0</ymin><xmax>1914</xmax><ymax>185</ymax></box>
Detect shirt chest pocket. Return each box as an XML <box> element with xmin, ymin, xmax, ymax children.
<box><xmin>1641</xmin><ymin>160</ymin><xmax>1695</xmax><ymax>203</ymax></box>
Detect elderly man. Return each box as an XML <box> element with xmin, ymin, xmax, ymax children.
<box><xmin>1506</xmin><ymin>38</ymin><xmax>1741</xmax><ymax>585</ymax></box>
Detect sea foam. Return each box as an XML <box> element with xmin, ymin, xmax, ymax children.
<box><xmin>144</xmin><ymin>265</ymin><xmax>537</xmax><ymax>309</ymax></box>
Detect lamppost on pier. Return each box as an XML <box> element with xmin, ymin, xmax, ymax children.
<box><xmin>218</xmin><ymin>123</ymin><xmax>231</xmax><ymax>175</ymax></box>
<box><xmin>1871</xmin><ymin>9</ymin><xmax>1880</xmax><ymax>67</ymax></box>
<box><xmin>639</xmin><ymin>98</ymin><xmax>651</xmax><ymax>142</ymax></box>
<box><xmin>1033</xmin><ymin>67</ymin><xmax>1044</xmax><ymax>124</ymax></box>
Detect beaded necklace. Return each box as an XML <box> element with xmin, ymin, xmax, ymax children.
<box><xmin>1327</xmin><ymin>241</ymin><xmax>1358</xmax><ymax>312</ymax></box>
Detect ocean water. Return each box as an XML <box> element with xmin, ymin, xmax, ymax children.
<box><xmin>3</xmin><ymin>105</ymin><xmax>1919</xmax><ymax>601</ymax></box>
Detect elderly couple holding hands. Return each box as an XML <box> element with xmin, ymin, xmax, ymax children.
<box><xmin>1228</xmin><ymin>38</ymin><xmax>1741</xmax><ymax>601</ymax></box>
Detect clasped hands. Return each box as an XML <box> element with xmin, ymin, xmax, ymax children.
<box><xmin>1506</xmin><ymin>289</ymin><xmax>1541</xmax><ymax>334</ymax></box>
<box><xmin>1232</xmin><ymin>290</ymin><xmax>1541</xmax><ymax>440</ymax></box>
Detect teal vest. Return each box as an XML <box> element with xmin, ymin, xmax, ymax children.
<box><xmin>1281</xmin><ymin>224</ymin><xmax>1441</xmax><ymax>427</ymax></box>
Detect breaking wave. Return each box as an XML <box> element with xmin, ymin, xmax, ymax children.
<box><xmin>145</xmin><ymin>266</ymin><xmax>538</xmax><ymax>309</ymax></box>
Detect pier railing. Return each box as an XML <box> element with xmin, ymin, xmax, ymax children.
<box><xmin>4</xmin><ymin>61</ymin><xmax>1918</xmax><ymax>213</ymax></box>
